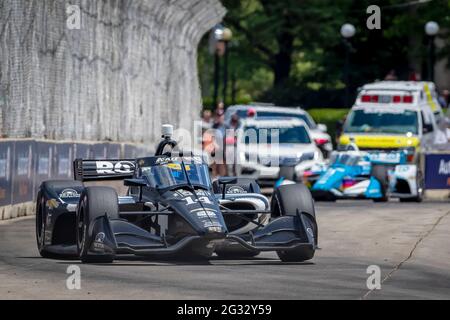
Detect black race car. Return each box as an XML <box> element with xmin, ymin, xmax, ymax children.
<box><xmin>36</xmin><ymin>126</ymin><xmax>318</xmax><ymax>263</ymax></box>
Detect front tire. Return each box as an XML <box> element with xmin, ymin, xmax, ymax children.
<box><xmin>76</xmin><ymin>187</ymin><xmax>119</xmax><ymax>263</ymax></box>
<box><xmin>36</xmin><ymin>180</ymin><xmax>83</xmax><ymax>259</ymax></box>
<box><xmin>271</xmin><ymin>184</ymin><xmax>318</xmax><ymax>262</ymax></box>
<box><xmin>36</xmin><ymin>191</ymin><xmax>55</xmax><ymax>258</ymax></box>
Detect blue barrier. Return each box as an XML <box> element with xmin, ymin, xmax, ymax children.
<box><xmin>0</xmin><ymin>139</ymin><xmax>151</xmax><ymax>211</ymax></box>
<box><xmin>12</xmin><ymin>141</ymin><xmax>34</xmax><ymax>204</ymax></box>
<box><xmin>0</xmin><ymin>141</ymin><xmax>13</xmax><ymax>206</ymax></box>
<box><xmin>424</xmin><ymin>153</ymin><xmax>450</xmax><ymax>189</ymax></box>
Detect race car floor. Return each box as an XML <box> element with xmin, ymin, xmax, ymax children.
<box><xmin>0</xmin><ymin>201</ymin><xmax>449</xmax><ymax>299</ymax></box>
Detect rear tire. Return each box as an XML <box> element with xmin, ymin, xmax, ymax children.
<box><xmin>271</xmin><ymin>184</ymin><xmax>317</xmax><ymax>262</ymax></box>
<box><xmin>371</xmin><ymin>165</ymin><xmax>389</xmax><ymax>202</ymax></box>
<box><xmin>76</xmin><ymin>187</ymin><xmax>119</xmax><ymax>263</ymax></box>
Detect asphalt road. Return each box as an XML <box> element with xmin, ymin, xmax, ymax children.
<box><xmin>0</xmin><ymin>201</ymin><xmax>449</xmax><ymax>300</ymax></box>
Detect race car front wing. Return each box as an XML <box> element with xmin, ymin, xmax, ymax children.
<box><xmin>84</xmin><ymin>210</ymin><xmax>316</xmax><ymax>257</ymax></box>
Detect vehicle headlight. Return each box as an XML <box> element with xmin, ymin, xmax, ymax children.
<box><xmin>402</xmin><ymin>147</ymin><xmax>416</xmax><ymax>163</ymax></box>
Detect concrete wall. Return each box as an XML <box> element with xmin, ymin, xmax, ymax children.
<box><xmin>0</xmin><ymin>0</ymin><xmax>225</xmax><ymax>143</ymax></box>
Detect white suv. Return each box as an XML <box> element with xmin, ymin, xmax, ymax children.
<box><xmin>235</xmin><ymin>118</ymin><xmax>323</xmax><ymax>186</ymax></box>
<box><xmin>225</xmin><ymin>105</ymin><xmax>333</xmax><ymax>157</ymax></box>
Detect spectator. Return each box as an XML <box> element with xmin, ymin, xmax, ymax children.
<box><xmin>446</xmin><ymin>118</ymin><xmax>450</xmax><ymax>140</ymax></box>
<box><xmin>213</xmin><ymin>108</ymin><xmax>226</xmax><ymax>135</ymax></box>
<box><xmin>335</xmin><ymin>115</ymin><xmax>347</xmax><ymax>145</ymax></box>
<box><xmin>433</xmin><ymin>118</ymin><xmax>450</xmax><ymax>146</ymax></box>
<box><xmin>408</xmin><ymin>68</ymin><xmax>421</xmax><ymax>81</ymax></box>
<box><xmin>408</xmin><ymin>70</ymin><xmax>417</xmax><ymax>81</ymax></box>
<box><xmin>210</xmin><ymin>109</ymin><xmax>227</xmax><ymax>177</ymax></box>
<box><xmin>225</xmin><ymin>113</ymin><xmax>240</xmax><ymax>176</ymax></box>
<box><xmin>216</xmin><ymin>101</ymin><xmax>225</xmax><ymax>116</ymax></box>
<box><xmin>384</xmin><ymin>69</ymin><xmax>398</xmax><ymax>81</ymax></box>
<box><xmin>438</xmin><ymin>89</ymin><xmax>449</xmax><ymax>109</ymax></box>
<box><xmin>201</xmin><ymin>109</ymin><xmax>213</xmax><ymax>130</ymax></box>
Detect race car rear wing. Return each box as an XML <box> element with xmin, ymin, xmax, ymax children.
<box><xmin>73</xmin><ymin>159</ymin><xmax>136</xmax><ymax>181</ymax></box>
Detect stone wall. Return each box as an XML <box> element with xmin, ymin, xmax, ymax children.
<box><xmin>0</xmin><ymin>0</ymin><xmax>225</xmax><ymax>143</ymax></box>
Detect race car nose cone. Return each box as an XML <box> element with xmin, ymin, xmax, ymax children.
<box><xmin>202</xmin><ymin>226</ymin><xmax>227</xmax><ymax>240</ymax></box>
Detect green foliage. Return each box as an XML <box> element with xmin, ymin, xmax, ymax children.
<box><xmin>199</xmin><ymin>0</ymin><xmax>450</xmax><ymax>108</ymax></box>
<box><xmin>309</xmin><ymin>108</ymin><xmax>350</xmax><ymax>142</ymax></box>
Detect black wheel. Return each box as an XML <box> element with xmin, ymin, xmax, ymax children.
<box><xmin>371</xmin><ymin>165</ymin><xmax>389</xmax><ymax>202</ymax></box>
<box><xmin>400</xmin><ymin>170</ymin><xmax>424</xmax><ymax>203</ymax></box>
<box><xmin>35</xmin><ymin>191</ymin><xmax>55</xmax><ymax>258</ymax></box>
<box><xmin>36</xmin><ymin>180</ymin><xmax>83</xmax><ymax>259</ymax></box>
<box><xmin>76</xmin><ymin>187</ymin><xmax>119</xmax><ymax>263</ymax></box>
<box><xmin>271</xmin><ymin>184</ymin><xmax>318</xmax><ymax>262</ymax></box>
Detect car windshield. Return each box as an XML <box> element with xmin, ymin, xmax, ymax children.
<box><xmin>344</xmin><ymin>109</ymin><xmax>418</xmax><ymax>134</ymax></box>
<box><xmin>231</xmin><ymin>109</ymin><xmax>316</xmax><ymax>129</ymax></box>
<box><xmin>256</xmin><ymin>112</ymin><xmax>315</xmax><ymax>128</ymax></box>
<box><xmin>141</xmin><ymin>162</ymin><xmax>211</xmax><ymax>189</ymax></box>
<box><xmin>242</xmin><ymin>125</ymin><xmax>311</xmax><ymax>144</ymax></box>
<box><xmin>330</xmin><ymin>153</ymin><xmax>361</xmax><ymax>166</ymax></box>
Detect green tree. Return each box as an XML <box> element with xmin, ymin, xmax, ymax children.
<box><xmin>199</xmin><ymin>0</ymin><xmax>450</xmax><ymax>108</ymax></box>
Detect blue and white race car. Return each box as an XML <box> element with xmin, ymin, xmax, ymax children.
<box><xmin>302</xmin><ymin>144</ymin><xmax>423</xmax><ymax>202</ymax></box>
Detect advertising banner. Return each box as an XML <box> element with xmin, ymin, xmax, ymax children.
<box><xmin>53</xmin><ymin>143</ymin><xmax>73</xmax><ymax>180</ymax></box>
<box><xmin>74</xmin><ymin>143</ymin><xmax>91</xmax><ymax>160</ymax></box>
<box><xmin>107</xmin><ymin>143</ymin><xmax>122</xmax><ymax>159</ymax></box>
<box><xmin>12</xmin><ymin>141</ymin><xmax>34</xmax><ymax>204</ymax></box>
<box><xmin>92</xmin><ymin>143</ymin><xmax>107</xmax><ymax>159</ymax></box>
<box><xmin>124</xmin><ymin>144</ymin><xmax>138</xmax><ymax>159</ymax></box>
<box><xmin>0</xmin><ymin>141</ymin><xmax>13</xmax><ymax>206</ymax></box>
<box><xmin>424</xmin><ymin>153</ymin><xmax>450</xmax><ymax>189</ymax></box>
<box><xmin>34</xmin><ymin>141</ymin><xmax>53</xmax><ymax>191</ymax></box>
<box><xmin>1</xmin><ymin>140</ymin><xmax>150</xmax><ymax>208</ymax></box>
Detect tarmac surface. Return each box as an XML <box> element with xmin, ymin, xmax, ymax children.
<box><xmin>0</xmin><ymin>200</ymin><xmax>449</xmax><ymax>299</ymax></box>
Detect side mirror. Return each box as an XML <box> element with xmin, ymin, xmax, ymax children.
<box><xmin>218</xmin><ymin>177</ymin><xmax>238</xmax><ymax>185</ymax></box>
<box><xmin>317</xmin><ymin>123</ymin><xmax>327</xmax><ymax>132</ymax></box>
<box><xmin>217</xmin><ymin>177</ymin><xmax>238</xmax><ymax>199</ymax></box>
<box><xmin>124</xmin><ymin>178</ymin><xmax>147</xmax><ymax>187</ymax></box>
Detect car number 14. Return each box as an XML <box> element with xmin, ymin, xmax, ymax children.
<box><xmin>184</xmin><ymin>196</ymin><xmax>212</xmax><ymax>206</ymax></box>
